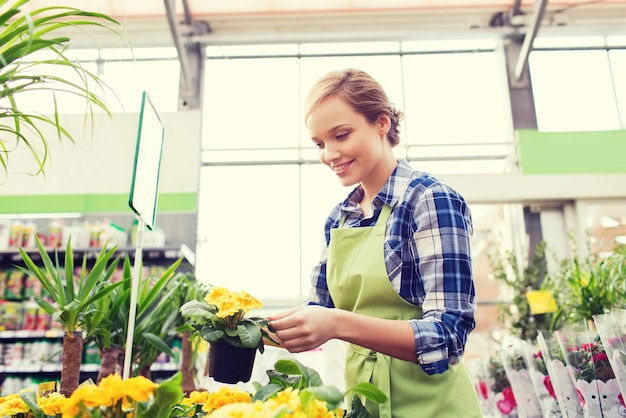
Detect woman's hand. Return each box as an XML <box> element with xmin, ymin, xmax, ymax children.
<box><xmin>267</xmin><ymin>306</ymin><xmax>335</xmax><ymax>353</ymax></box>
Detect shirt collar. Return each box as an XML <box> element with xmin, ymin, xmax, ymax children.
<box><xmin>338</xmin><ymin>159</ymin><xmax>413</xmax><ymax>214</ymax></box>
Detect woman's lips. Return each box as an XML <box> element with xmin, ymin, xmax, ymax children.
<box><xmin>332</xmin><ymin>160</ymin><xmax>353</xmax><ymax>176</ymax></box>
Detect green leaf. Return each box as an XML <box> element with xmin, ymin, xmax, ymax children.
<box><xmin>180</xmin><ymin>300</ymin><xmax>216</xmax><ymax>319</ymax></box>
<box><xmin>251</xmin><ymin>383</ymin><xmax>283</xmax><ymax>402</ymax></box>
<box><xmin>142</xmin><ymin>332</ymin><xmax>177</xmax><ymax>360</ymax></box>
<box><xmin>302</xmin><ymin>385</ymin><xmax>345</xmax><ymax>411</ymax></box>
<box><xmin>237</xmin><ymin>322</ymin><xmax>262</xmax><ymax>348</ymax></box>
<box><xmin>19</xmin><ymin>389</ymin><xmax>43</xmax><ymax>415</ymax></box>
<box><xmin>347</xmin><ymin>382</ymin><xmax>388</xmax><ymax>404</ymax></box>
<box><xmin>345</xmin><ymin>395</ymin><xmax>371</xmax><ymax>418</ymax></box>
<box><xmin>137</xmin><ymin>373</ymin><xmax>184</xmax><ymax>418</ymax></box>
<box><xmin>200</xmin><ymin>327</ymin><xmax>224</xmax><ymax>342</ymax></box>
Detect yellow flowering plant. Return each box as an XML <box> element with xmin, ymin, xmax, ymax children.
<box><xmin>1</xmin><ymin>359</ymin><xmax>386</xmax><ymax>418</ymax></box>
<box><xmin>179</xmin><ymin>286</ymin><xmax>277</xmax><ymax>353</ymax></box>
<box><xmin>0</xmin><ymin>373</ymin><xmax>184</xmax><ymax>418</ymax></box>
<box><xmin>169</xmin><ymin>359</ymin><xmax>387</xmax><ymax>418</ymax></box>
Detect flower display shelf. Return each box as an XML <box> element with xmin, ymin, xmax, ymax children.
<box><xmin>593</xmin><ymin>309</ymin><xmax>626</xmax><ymax>415</ymax></box>
<box><xmin>500</xmin><ymin>338</ymin><xmax>543</xmax><ymax>418</ymax></box>
<box><xmin>485</xmin><ymin>350</ymin><xmax>519</xmax><ymax>417</ymax></box>
<box><xmin>521</xmin><ymin>338</ymin><xmax>564</xmax><ymax>418</ymax></box>
<box><xmin>555</xmin><ymin>321</ymin><xmax>623</xmax><ymax>417</ymax></box>
<box><xmin>537</xmin><ymin>330</ymin><xmax>585</xmax><ymax>418</ymax></box>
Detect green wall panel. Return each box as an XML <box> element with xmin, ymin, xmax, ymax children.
<box><xmin>518</xmin><ymin>129</ymin><xmax>626</xmax><ymax>174</ymax></box>
<box><xmin>0</xmin><ymin>193</ymin><xmax>197</xmax><ymax>214</ymax></box>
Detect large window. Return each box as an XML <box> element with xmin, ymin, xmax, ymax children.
<box><xmin>14</xmin><ymin>47</ymin><xmax>180</xmax><ymax>114</ymax></box>
<box><xmin>529</xmin><ymin>36</ymin><xmax>626</xmax><ymax>132</ymax></box>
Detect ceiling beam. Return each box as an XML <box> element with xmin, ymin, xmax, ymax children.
<box><xmin>513</xmin><ymin>0</ymin><xmax>548</xmax><ymax>83</ymax></box>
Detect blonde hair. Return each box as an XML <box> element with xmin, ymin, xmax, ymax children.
<box><xmin>304</xmin><ymin>68</ymin><xmax>404</xmax><ymax>146</ymax></box>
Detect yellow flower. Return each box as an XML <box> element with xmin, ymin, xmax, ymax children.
<box><xmin>236</xmin><ymin>290</ymin><xmax>263</xmax><ymax>312</ymax></box>
<box><xmin>264</xmin><ymin>387</ymin><xmax>301</xmax><ymax>413</ymax></box>
<box><xmin>207</xmin><ymin>400</ymin><xmax>274</xmax><ymax>418</ymax></box>
<box><xmin>183</xmin><ymin>390</ymin><xmax>210</xmax><ymax>406</ymax></box>
<box><xmin>179</xmin><ymin>390</ymin><xmax>210</xmax><ymax>416</ymax></box>
<box><xmin>305</xmin><ymin>398</ymin><xmax>340</xmax><ymax>418</ymax></box>
<box><xmin>205</xmin><ymin>287</ymin><xmax>263</xmax><ymax>319</ymax></box>
<box><xmin>38</xmin><ymin>392</ymin><xmax>70</xmax><ymax>415</ymax></box>
<box><xmin>214</xmin><ymin>299</ymin><xmax>241</xmax><ymax>319</ymax></box>
<box><xmin>205</xmin><ymin>286</ymin><xmax>230</xmax><ymax>303</ymax></box>
<box><xmin>0</xmin><ymin>393</ymin><xmax>30</xmax><ymax>416</ymax></box>
<box><xmin>202</xmin><ymin>386</ymin><xmax>252</xmax><ymax>413</ymax></box>
<box><xmin>123</xmin><ymin>375</ymin><xmax>158</xmax><ymax>402</ymax></box>
<box><xmin>61</xmin><ymin>384</ymin><xmax>104</xmax><ymax>418</ymax></box>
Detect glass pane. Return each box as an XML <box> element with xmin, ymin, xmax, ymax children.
<box><xmin>529</xmin><ymin>50</ymin><xmax>621</xmax><ymax>131</ymax></box>
<box><xmin>580</xmin><ymin>199</ymin><xmax>626</xmax><ymax>256</ymax></box>
<box><xmin>100</xmin><ymin>60</ymin><xmax>180</xmax><ymax>113</ymax></box>
<box><xmin>401</xmin><ymin>38</ymin><xmax>496</xmax><ymax>52</ymax></box>
<box><xmin>5</xmin><ymin>62</ymin><xmax>100</xmax><ymax>115</ymax></box>
<box><xmin>300</xmin><ymin>163</ymin><xmax>354</xmax><ymax>296</ymax></box>
<box><xmin>300</xmin><ymin>41</ymin><xmax>400</xmax><ymax>55</ymax></box>
<box><xmin>401</xmin><ymin>52</ymin><xmax>510</xmax><ymax>147</ymax></box>
<box><xmin>409</xmin><ymin>158</ymin><xmax>511</xmax><ymax>175</ymax></box>
<box><xmin>195</xmin><ymin>165</ymin><xmax>301</xmax><ymax>301</ymax></box>
<box><xmin>609</xmin><ymin>50</ymin><xmax>626</xmax><ymax>129</ymax></box>
<box><xmin>203</xmin><ymin>58</ymin><xmax>300</xmax><ymax>149</ymax></box>
<box><xmin>206</xmin><ymin>44</ymin><xmax>299</xmax><ymax>57</ymax></box>
<box><xmin>533</xmin><ymin>35</ymin><xmax>606</xmax><ymax>49</ymax></box>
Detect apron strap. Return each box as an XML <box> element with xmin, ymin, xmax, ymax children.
<box><xmin>349</xmin><ymin>343</ymin><xmax>392</xmax><ymax>418</ymax></box>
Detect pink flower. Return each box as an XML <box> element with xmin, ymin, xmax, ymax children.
<box><xmin>592</xmin><ymin>352</ymin><xmax>609</xmax><ymax>362</ymax></box>
<box><xmin>607</xmin><ymin>336</ymin><xmax>622</xmax><ymax>348</ymax></box>
<box><xmin>478</xmin><ymin>381</ymin><xmax>489</xmax><ymax>400</ymax></box>
<box><xmin>496</xmin><ymin>386</ymin><xmax>517</xmax><ymax>415</ymax></box>
<box><xmin>619</xmin><ymin>393</ymin><xmax>624</xmax><ymax>408</ymax></box>
<box><xmin>543</xmin><ymin>375</ymin><xmax>556</xmax><ymax>399</ymax></box>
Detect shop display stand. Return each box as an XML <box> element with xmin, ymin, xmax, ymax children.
<box><xmin>124</xmin><ymin>91</ymin><xmax>165</xmax><ymax>380</ymax></box>
<box><xmin>123</xmin><ymin>218</ymin><xmax>145</xmax><ymax>380</ymax></box>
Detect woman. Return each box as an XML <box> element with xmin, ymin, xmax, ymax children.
<box><xmin>268</xmin><ymin>68</ymin><xmax>482</xmax><ymax>418</ymax></box>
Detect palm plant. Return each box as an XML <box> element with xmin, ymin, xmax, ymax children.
<box><xmin>90</xmin><ymin>255</ymin><xmax>188</xmax><ymax>382</ymax></box>
<box><xmin>18</xmin><ymin>236</ymin><xmax>128</xmax><ymax>396</ymax></box>
<box><xmin>0</xmin><ymin>0</ymin><xmax>124</xmax><ymax>181</ymax></box>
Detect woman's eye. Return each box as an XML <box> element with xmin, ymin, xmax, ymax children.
<box><xmin>314</xmin><ymin>142</ymin><xmax>324</xmax><ymax>149</ymax></box>
<box><xmin>336</xmin><ymin>132</ymin><xmax>348</xmax><ymax>140</ymax></box>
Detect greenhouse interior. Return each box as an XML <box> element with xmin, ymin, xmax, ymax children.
<box><xmin>1</xmin><ymin>1</ymin><xmax>626</xmax><ymax>417</ymax></box>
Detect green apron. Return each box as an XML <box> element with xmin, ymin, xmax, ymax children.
<box><xmin>327</xmin><ymin>204</ymin><xmax>482</xmax><ymax>418</ymax></box>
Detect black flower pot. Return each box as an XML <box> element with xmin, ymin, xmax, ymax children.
<box><xmin>208</xmin><ymin>339</ymin><xmax>257</xmax><ymax>384</ymax></box>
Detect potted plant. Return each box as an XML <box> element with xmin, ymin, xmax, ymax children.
<box><xmin>544</xmin><ymin>242</ymin><xmax>626</xmax><ymax>328</ymax></box>
<box><xmin>0</xmin><ymin>360</ymin><xmax>388</xmax><ymax>418</ymax></box>
<box><xmin>0</xmin><ymin>0</ymin><xmax>124</xmax><ymax>182</ymax></box>
<box><xmin>89</xmin><ymin>256</ymin><xmax>185</xmax><ymax>382</ymax></box>
<box><xmin>18</xmin><ymin>236</ymin><xmax>128</xmax><ymax>396</ymax></box>
<box><xmin>179</xmin><ymin>286</ymin><xmax>278</xmax><ymax>384</ymax></box>
<box><xmin>488</xmin><ymin>241</ymin><xmax>555</xmax><ymax>340</ymax></box>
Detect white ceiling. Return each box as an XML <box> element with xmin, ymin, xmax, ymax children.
<box><xmin>21</xmin><ymin>0</ymin><xmax>626</xmax><ymax>48</ymax></box>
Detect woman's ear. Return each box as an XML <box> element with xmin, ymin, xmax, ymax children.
<box><xmin>377</xmin><ymin>113</ymin><xmax>391</xmax><ymax>136</ymax></box>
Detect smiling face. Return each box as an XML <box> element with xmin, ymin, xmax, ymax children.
<box><xmin>307</xmin><ymin>95</ymin><xmax>396</xmax><ymax>193</ymax></box>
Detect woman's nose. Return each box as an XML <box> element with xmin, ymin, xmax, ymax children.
<box><xmin>322</xmin><ymin>144</ymin><xmax>340</xmax><ymax>162</ymax></box>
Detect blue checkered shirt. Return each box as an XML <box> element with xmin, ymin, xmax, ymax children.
<box><xmin>306</xmin><ymin>159</ymin><xmax>476</xmax><ymax>374</ymax></box>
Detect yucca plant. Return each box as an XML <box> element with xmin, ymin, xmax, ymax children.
<box><xmin>18</xmin><ymin>236</ymin><xmax>128</xmax><ymax>396</ymax></box>
<box><xmin>90</xmin><ymin>255</ymin><xmax>188</xmax><ymax>383</ymax></box>
<box><xmin>0</xmin><ymin>0</ymin><xmax>124</xmax><ymax>181</ymax></box>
